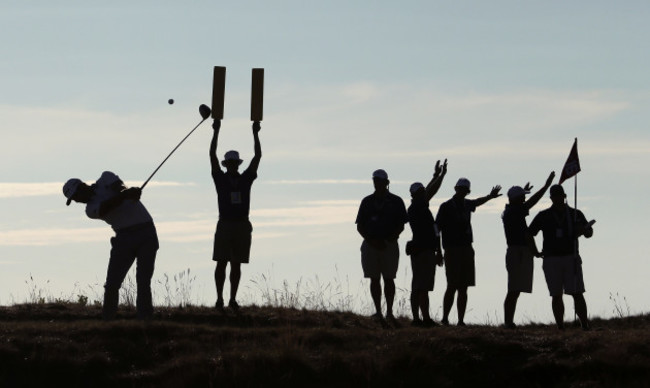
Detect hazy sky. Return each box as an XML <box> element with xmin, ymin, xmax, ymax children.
<box><xmin>1</xmin><ymin>1</ymin><xmax>648</xmax><ymax>323</ymax></box>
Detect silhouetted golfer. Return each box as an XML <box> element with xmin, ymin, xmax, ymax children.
<box><xmin>436</xmin><ymin>178</ymin><xmax>501</xmax><ymax>326</ymax></box>
<box><xmin>63</xmin><ymin>172</ymin><xmax>158</xmax><ymax>320</ymax></box>
<box><xmin>529</xmin><ymin>184</ymin><xmax>594</xmax><ymax>330</ymax></box>
<box><xmin>501</xmin><ymin>171</ymin><xmax>555</xmax><ymax>329</ymax></box>
<box><xmin>355</xmin><ymin>169</ymin><xmax>407</xmax><ymax>324</ymax></box>
<box><xmin>210</xmin><ymin>120</ymin><xmax>262</xmax><ymax>312</ymax></box>
<box><xmin>406</xmin><ymin>159</ymin><xmax>447</xmax><ymax>327</ymax></box>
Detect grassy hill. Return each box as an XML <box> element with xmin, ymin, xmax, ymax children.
<box><xmin>0</xmin><ymin>303</ymin><xmax>648</xmax><ymax>387</ymax></box>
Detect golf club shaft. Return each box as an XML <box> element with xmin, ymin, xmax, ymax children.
<box><xmin>141</xmin><ymin>118</ymin><xmax>207</xmax><ymax>189</ymax></box>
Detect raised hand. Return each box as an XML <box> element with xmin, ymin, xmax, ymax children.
<box><xmin>490</xmin><ymin>185</ymin><xmax>502</xmax><ymax>198</ymax></box>
<box><xmin>523</xmin><ymin>182</ymin><xmax>533</xmax><ymax>192</ymax></box>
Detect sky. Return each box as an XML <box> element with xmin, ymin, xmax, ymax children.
<box><xmin>1</xmin><ymin>1</ymin><xmax>649</xmax><ymax>324</ymax></box>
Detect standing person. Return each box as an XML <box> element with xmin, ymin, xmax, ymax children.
<box><xmin>210</xmin><ymin>120</ymin><xmax>262</xmax><ymax>312</ymax></box>
<box><xmin>407</xmin><ymin>160</ymin><xmax>447</xmax><ymax>327</ymax></box>
<box><xmin>436</xmin><ymin>178</ymin><xmax>501</xmax><ymax>326</ymax></box>
<box><xmin>501</xmin><ymin>171</ymin><xmax>555</xmax><ymax>329</ymax></box>
<box><xmin>355</xmin><ymin>169</ymin><xmax>408</xmax><ymax>324</ymax></box>
<box><xmin>529</xmin><ymin>184</ymin><xmax>594</xmax><ymax>330</ymax></box>
<box><xmin>63</xmin><ymin>172</ymin><xmax>158</xmax><ymax>320</ymax></box>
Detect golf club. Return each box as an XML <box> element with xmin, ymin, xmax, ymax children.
<box><xmin>141</xmin><ymin>104</ymin><xmax>212</xmax><ymax>189</ymax></box>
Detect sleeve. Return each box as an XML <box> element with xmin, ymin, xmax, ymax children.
<box><xmin>435</xmin><ymin>202</ymin><xmax>448</xmax><ymax>231</ymax></box>
<box><xmin>85</xmin><ymin>202</ymin><xmax>100</xmax><ymax>219</ymax></box>
<box><xmin>398</xmin><ymin>198</ymin><xmax>408</xmax><ymax>225</ymax></box>
<box><xmin>355</xmin><ymin>199</ymin><xmax>366</xmax><ymax>225</ymax></box>
<box><xmin>576</xmin><ymin>209</ymin><xmax>588</xmax><ymax>224</ymax></box>
<box><xmin>467</xmin><ymin>199</ymin><xmax>478</xmax><ymax>213</ymax></box>
<box><xmin>528</xmin><ymin>212</ymin><xmax>542</xmax><ymax>236</ymax></box>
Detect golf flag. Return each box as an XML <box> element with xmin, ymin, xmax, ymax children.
<box><xmin>559</xmin><ymin>138</ymin><xmax>581</xmax><ymax>185</ymax></box>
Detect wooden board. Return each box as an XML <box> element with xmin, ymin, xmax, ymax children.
<box><xmin>250</xmin><ymin>68</ymin><xmax>264</xmax><ymax>121</ymax></box>
<box><xmin>211</xmin><ymin>66</ymin><xmax>226</xmax><ymax>119</ymax></box>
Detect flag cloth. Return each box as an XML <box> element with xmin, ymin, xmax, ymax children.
<box><xmin>559</xmin><ymin>138</ymin><xmax>581</xmax><ymax>185</ymax></box>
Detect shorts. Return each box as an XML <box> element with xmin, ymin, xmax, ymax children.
<box><xmin>542</xmin><ymin>255</ymin><xmax>585</xmax><ymax>296</ymax></box>
<box><xmin>411</xmin><ymin>249</ymin><xmax>436</xmax><ymax>291</ymax></box>
<box><xmin>213</xmin><ymin>219</ymin><xmax>253</xmax><ymax>263</ymax></box>
<box><xmin>444</xmin><ymin>246</ymin><xmax>475</xmax><ymax>289</ymax></box>
<box><xmin>360</xmin><ymin>239</ymin><xmax>399</xmax><ymax>279</ymax></box>
<box><xmin>505</xmin><ymin>245</ymin><xmax>534</xmax><ymax>293</ymax></box>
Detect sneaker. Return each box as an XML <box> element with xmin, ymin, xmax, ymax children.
<box><xmin>228</xmin><ymin>300</ymin><xmax>240</xmax><ymax>311</ymax></box>
<box><xmin>386</xmin><ymin>314</ymin><xmax>401</xmax><ymax>328</ymax></box>
<box><xmin>422</xmin><ymin>318</ymin><xmax>438</xmax><ymax>327</ymax></box>
<box><xmin>215</xmin><ymin>299</ymin><xmax>224</xmax><ymax>312</ymax></box>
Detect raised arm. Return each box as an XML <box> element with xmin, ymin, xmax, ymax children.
<box><xmin>474</xmin><ymin>185</ymin><xmax>502</xmax><ymax>207</ymax></box>
<box><xmin>210</xmin><ymin>120</ymin><xmax>222</xmax><ymax>176</ymax></box>
<box><xmin>425</xmin><ymin>159</ymin><xmax>448</xmax><ymax>201</ymax></box>
<box><xmin>524</xmin><ymin>171</ymin><xmax>555</xmax><ymax>210</ymax></box>
<box><xmin>247</xmin><ymin>121</ymin><xmax>262</xmax><ymax>173</ymax></box>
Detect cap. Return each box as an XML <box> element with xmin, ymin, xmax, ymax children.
<box><xmin>410</xmin><ymin>182</ymin><xmax>424</xmax><ymax>195</ymax></box>
<box><xmin>455</xmin><ymin>178</ymin><xmax>471</xmax><ymax>189</ymax></box>
<box><xmin>507</xmin><ymin>186</ymin><xmax>530</xmax><ymax>200</ymax></box>
<box><xmin>550</xmin><ymin>184</ymin><xmax>566</xmax><ymax>197</ymax></box>
<box><xmin>222</xmin><ymin>150</ymin><xmax>243</xmax><ymax>166</ymax></box>
<box><xmin>372</xmin><ymin>169</ymin><xmax>388</xmax><ymax>180</ymax></box>
<box><xmin>63</xmin><ymin>178</ymin><xmax>82</xmax><ymax>206</ymax></box>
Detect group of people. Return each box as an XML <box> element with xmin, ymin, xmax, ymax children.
<box><xmin>63</xmin><ymin>120</ymin><xmax>262</xmax><ymax>320</ymax></box>
<box><xmin>62</xmin><ymin>118</ymin><xmax>594</xmax><ymax>330</ymax></box>
<box><xmin>355</xmin><ymin>162</ymin><xmax>595</xmax><ymax>330</ymax></box>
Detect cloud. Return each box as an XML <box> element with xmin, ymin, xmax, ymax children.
<box><xmin>0</xmin><ymin>181</ymin><xmax>194</xmax><ymax>199</ymax></box>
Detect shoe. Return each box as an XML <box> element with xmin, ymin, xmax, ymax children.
<box><xmin>503</xmin><ymin>322</ymin><xmax>517</xmax><ymax>330</ymax></box>
<box><xmin>386</xmin><ymin>314</ymin><xmax>401</xmax><ymax>328</ymax></box>
<box><xmin>411</xmin><ymin>319</ymin><xmax>424</xmax><ymax>327</ymax></box>
<box><xmin>215</xmin><ymin>299</ymin><xmax>224</xmax><ymax>312</ymax></box>
<box><xmin>441</xmin><ymin>318</ymin><xmax>450</xmax><ymax>326</ymax></box>
<box><xmin>422</xmin><ymin>318</ymin><xmax>438</xmax><ymax>327</ymax></box>
<box><xmin>457</xmin><ymin>321</ymin><xmax>466</xmax><ymax>327</ymax></box>
<box><xmin>228</xmin><ymin>300</ymin><xmax>240</xmax><ymax>311</ymax></box>
<box><xmin>371</xmin><ymin>312</ymin><xmax>384</xmax><ymax>320</ymax></box>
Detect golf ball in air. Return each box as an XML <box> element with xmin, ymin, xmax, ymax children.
<box><xmin>168</xmin><ymin>99</ymin><xmax>174</xmax><ymax>105</ymax></box>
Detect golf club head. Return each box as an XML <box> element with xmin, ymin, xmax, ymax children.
<box><xmin>199</xmin><ymin>104</ymin><xmax>211</xmax><ymax>120</ymax></box>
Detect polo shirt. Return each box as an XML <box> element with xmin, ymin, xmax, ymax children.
<box><xmin>85</xmin><ymin>171</ymin><xmax>153</xmax><ymax>231</ymax></box>
<box><xmin>355</xmin><ymin>191</ymin><xmax>407</xmax><ymax>241</ymax></box>
<box><xmin>436</xmin><ymin>196</ymin><xmax>478</xmax><ymax>249</ymax></box>
<box><xmin>502</xmin><ymin>203</ymin><xmax>529</xmax><ymax>246</ymax></box>
<box><xmin>528</xmin><ymin>205</ymin><xmax>587</xmax><ymax>256</ymax></box>
<box><xmin>213</xmin><ymin>167</ymin><xmax>257</xmax><ymax>220</ymax></box>
<box><xmin>408</xmin><ymin>197</ymin><xmax>437</xmax><ymax>250</ymax></box>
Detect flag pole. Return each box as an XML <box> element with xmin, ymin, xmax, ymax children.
<box><xmin>573</xmin><ymin>139</ymin><xmax>579</xmax><ymax>324</ymax></box>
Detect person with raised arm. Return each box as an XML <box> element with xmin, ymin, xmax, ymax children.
<box><xmin>210</xmin><ymin>120</ymin><xmax>262</xmax><ymax>312</ymax></box>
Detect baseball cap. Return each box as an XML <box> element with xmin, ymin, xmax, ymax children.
<box><xmin>410</xmin><ymin>182</ymin><xmax>424</xmax><ymax>194</ymax></box>
<box><xmin>222</xmin><ymin>150</ymin><xmax>243</xmax><ymax>165</ymax></box>
<box><xmin>507</xmin><ymin>186</ymin><xmax>530</xmax><ymax>200</ymax></box>
<box><xmin>372</xmin><ymin>169</ymin><xmax>388</xmax><ymax>180</ymax></box>
<box><xmin>63</xmin><ymin>178</ymin><xmax>82</xmax><ymax>206</ymax></box>
<box><xmin>550</xmin><ymin>184</ymin><xmax>565</xmax><ymax>197</ymax></box>
<box><xmin>455</xmin><ymin>178</ymin><xmax>471</xmax><ymax>189</ymax></box>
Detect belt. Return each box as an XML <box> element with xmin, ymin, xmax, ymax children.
<box><xmin>117</xmin><ymin>221</ymin><xmax>154</xmax><ymax>233</ymax></box>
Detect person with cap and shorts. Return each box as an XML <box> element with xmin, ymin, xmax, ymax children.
<box><xmin>406</xmin><ymin>159</ymin><xmax>447</xmax><ymax>327</ymax></box>
<box><xmin>63</xmin><ymin>172</ymin><xmax>158</xmax><ymax>320</ymax></box>
<box><xmin>210</xmin><ymin>119</ymin><xmax>262</xmax><ymax>312</ymax></box>
<box><xmin>501</xmin><ymin>171</ymin><xmax>555</xmax><ymax>329</ymax></box>
<box><xmin>529</xmin><ymin>184</ymin><xmax>594</xmax><ymax>330</ymax></box>
<box><xmin>355</xmin><ymin>169</ymin><xmax>408</xmax><ymax>324</ymax></box>
<box><xmin>436</xmin><ymin>178</ymin><xmax>501</xmax><ymax>326</ymax></box>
